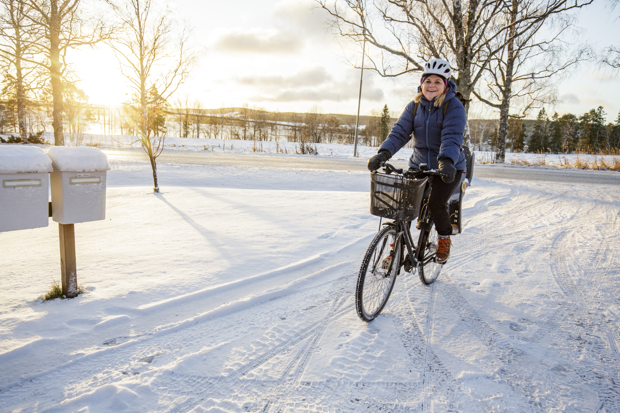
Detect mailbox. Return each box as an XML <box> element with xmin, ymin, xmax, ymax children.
<box><xmin>0</xmin><ymin>145</ymin><xmax>53</xmax><ymax>232</ymax></box>
<box><xmin>47</xmin><ymin>147</ymin><xmax>110</xmax><ymax>225</ymax></box>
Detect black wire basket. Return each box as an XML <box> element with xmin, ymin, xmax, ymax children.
<box><xmin>370</xmin><ymin>172</ymin><xmax>427</xmax><ymax>220</ymax></box>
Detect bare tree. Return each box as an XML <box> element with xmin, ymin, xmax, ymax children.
<box><xmin>473</xmin><ymin>0</ymin><xmax>590</xmax><ymax>162</ymax></box>
<box><xmin>12</xmin><ymin>0</ymin><xmax>113</xmax><ymax>145</ymax></box>
<box><xmin>469</xmin><ymin>118</ymin><xmax>497</xmax><ymax>151</ymax></box>
<box><xmin>601</xmin><ymin>1</ymin><xmax>619</xmax><ymax>69</ymax></box>
<box><xmin>0</xmin><ymin>0</ymin><xmax>43</xmax><ymax>142</ymax></box>
<box><xmin>193</xmin><ymin>99</ymin><xmax>202</xmax><ymax>138</ymax></box>
<box><xmin>240</xmin><ymin>103</ymin><xmax>250</xmax><ymax>140</ymax></box>
<box><xmin>317</xmin><ymin>0</ymin><xmax>592</xmax><ymax>114</ymax></box>
<box><xmin>109</xmin><ymin>0</ymin><xmax>196</xmax><ymax>192</ymax></box>
<box><xmin>63</xmin><ymin>81</ymin><xmax>89</xmax><ymax>139</ymax></box>
<box><xmin>602</xmin><ymin>46</ymin><xmax>620</xmax><ymax>69</ymax></box>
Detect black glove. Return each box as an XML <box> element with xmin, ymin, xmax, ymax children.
<box><xmin>438</xmin><ymin>158</ymin><xmax>456</xmax><ymax>183</ymax></box>
<box><xmin>367</xmin><ymin>150</ymin><xmax>391</xmax><ymax>171</ymax></box>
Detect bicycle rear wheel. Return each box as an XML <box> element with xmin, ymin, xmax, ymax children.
<box><xmin>355</xmin><ymin>226</ymin><xmax>401</xmax><ymax>322</ymax></box>
<box><xmin>417</xmin><ymin>224</ymin><xmax>443</xmax><ymax>285</ymax></box>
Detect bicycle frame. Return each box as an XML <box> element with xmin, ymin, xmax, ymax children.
<box><xmin>384</xmin><ymin>174</ymin><xmax>436</xmax><ymax>272</ymax></box>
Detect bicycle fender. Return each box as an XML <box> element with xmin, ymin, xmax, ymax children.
<box><xmin>382</xmin><ymin>221</ymin><xmax>397</xmax><ymax>228</ymax></box>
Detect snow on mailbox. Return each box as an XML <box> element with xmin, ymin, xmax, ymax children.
<box><xmin>0</xmin><ymin>145</ymin><xmax>53</xmax><ymax>232</ymax></box>
<box><xmin>47</xmin><ymin>147</ymin><xmax>110</xmax><ymax>225</ymax></box>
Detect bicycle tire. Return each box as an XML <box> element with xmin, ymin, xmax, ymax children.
<box><xmin>417</xmin><ymin>224</ymin><xmax>443</xmax><ymax>285</ymax></box>
<box><xmin>355</xmin><ymin>225</ymin><xmax>401</xmax><ymax>322</ymax></box>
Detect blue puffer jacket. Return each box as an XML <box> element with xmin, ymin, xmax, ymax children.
<box><xmin>379</xmin><ymin>80</ymin><xmax>466</xmax><ymax>171</ymax></box>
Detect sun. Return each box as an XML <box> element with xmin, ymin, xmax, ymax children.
<box><xmin>69</xmin><ymin>47</ymin><xmax>129</xmax><ymax>106</ymax></box>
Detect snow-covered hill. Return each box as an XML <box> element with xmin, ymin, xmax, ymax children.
<box><xmin>0</xmin><ymin>158</ymin><xmax>619</xmax><ymax>412</ymax></box>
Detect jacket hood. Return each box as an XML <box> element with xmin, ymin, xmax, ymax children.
<box><xmin>418</xmin><ymin>79</ymin><xmax>458</xmax><ymax>106</ymax></box>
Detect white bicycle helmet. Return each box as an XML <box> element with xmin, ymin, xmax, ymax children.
<box><xmin>422</xmin><ymin>58</ymin><xmax>452</xmax><ymax>80</ymax></box>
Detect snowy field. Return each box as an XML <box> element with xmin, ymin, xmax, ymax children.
<box><xmin>0</xmin><ymin>155</ymin><xmax>619</xmax><ymax>412</ymax></box>
<box><xmin>50</xmin><ymin>132</ymin><xmax>620</xmax><ymax>170</ymax></box>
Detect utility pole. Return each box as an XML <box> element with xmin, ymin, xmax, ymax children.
<box><xmin>353</xmin><ymin>38</ymin><xmax>366</xmax><ymax>158</ymax></box>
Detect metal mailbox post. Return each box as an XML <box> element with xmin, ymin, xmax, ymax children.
<box><xmin>47</xmin><ymin>147</ymin><xmax>111</xmax><ymax>298</ymax></box>
<box><xmin>0</xmin><ymin>146</ymin><xmax>53</xmax><ymax>232</ymax></box>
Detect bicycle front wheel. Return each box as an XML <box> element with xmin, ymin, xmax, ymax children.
<box><xmin>355</xmin><ymin>226</ymin><xmax>401</xmax><ymax>322</ymax></box>
<box><xmin>417</xmin><ymin>224</ymin><xmax>443</xmax><ymax>285</ymax></box>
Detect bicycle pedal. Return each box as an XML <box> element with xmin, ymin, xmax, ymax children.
<box><xmin>403</xmin><ymin>256</ymin><xmax>414</xmax><ymax>272</ymax></box>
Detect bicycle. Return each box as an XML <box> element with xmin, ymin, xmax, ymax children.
<box><xmin>355</xmin><ymin>161</ymin><xmax>469</xmax><ymax>322</ymax></box>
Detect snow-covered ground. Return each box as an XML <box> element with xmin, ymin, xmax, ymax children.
<box><xmin>1</xmin><ymin>155</ymin><xmax>619</xmax><ymax>412</ymax></box>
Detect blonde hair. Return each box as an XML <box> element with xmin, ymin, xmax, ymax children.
<box><xmin>414</xmin><ymin>91</ymin><xmax>447</xmax><ymax>107</ymax></box>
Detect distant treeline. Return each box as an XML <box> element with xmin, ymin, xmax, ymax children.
<box><xmin>2</xmin><ymin>101</ymin><xmax>618</xmax><ymax>155</ymax></box>
<box><xmin>469</xmin><ymin>107</ymin><xmax>620</xmax><ymax>154</ymax></box>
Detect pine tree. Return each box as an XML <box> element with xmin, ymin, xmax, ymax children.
<box><xmin>558</xmin><ymin>113</ymin><xmax>578</xmax><ymax>153</ymax></box>
<box><xmin>490</xmin><ymin>127</ymin><xmax>498</xmax><ymax>151</ymax></box>
<box><xmin>379</xmin><ymin>104</ymin><xmax>390</xmax><ymax>143</ymax></box>
<box><xmin>529</xmin><ymin>108</ymin><xmax>549</xmax><ymax>153</ymax></box>
<box><xmin>549</xmin><ymin>112</ymin><xmax>563</xmax><ymax>153</ymax></box>
<box><xmin>580</xmin><ymin>106</ymin><xmax>607</xmax><ymax>152</ymax></box>
<box><xmin>513</xmin><ymin>123</ymin><xmax>526</xmax><ymax>153</ymax></box>
<box><xmin>613</xmin><ymin>111</ymin><xmax>620</xmax><ymax>150</ymax></box>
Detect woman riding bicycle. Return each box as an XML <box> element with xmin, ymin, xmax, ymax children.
<box><xmin>367</xmin><ymin>58</ymin><xmax>466</xmax><ymax>264</ymax></box>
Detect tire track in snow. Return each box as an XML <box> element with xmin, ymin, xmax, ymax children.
<box><xmin>255</xmin><ymin>299</ymin><xmax>348</xmax><ymax>413</ymax></box>
<box><xmin>451</xmin><ymin>190</ymin><xmax>576</xmax><ymax>271</ymax></box>
<box><xmin>436</xmin><ymin>273</ymin><xmax>583</xmax><ymax>412</ymax></box>
<box><xmin>398</xmin><ymin>275</ymin><xmax>463</xmax><ymax>413</ymax></box>
<box><xmin>160</xmin><ymin>298</ymin><xmax>353</xmax><ymax>413</ymax></box>
<box><xmin>421</xmin><ymin>283</ymin><xmax>438</xmax><ymax>413</ymax></box>
<box><xmin>159</xmin><ymin>292</ymin><xmax>432</xmax><ymax>412</ymax></box>
<box><xmin>397</xmin><ymin>183</ymin><xmax>616</xmax><ymax>412</ymax></box>
<box><xmin>541</xmin><ymin>220</ymin><xmax>620</xmax><ymax>412</ymax></box>
<box><xmin>0</xmin><ymin>268</ymin><xmax>356</xmax><ymax>412</ymax></box>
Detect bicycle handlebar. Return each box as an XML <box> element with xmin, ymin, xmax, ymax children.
<box><xmin>378</xmin><ymin>161</ymin><xmax>447</xmax><ymax>178</ymax></box>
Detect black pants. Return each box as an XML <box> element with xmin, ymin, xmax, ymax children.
<box><xmin>428</xmin><ymin>170</ymin><xmax>463</xmax><ymax>236</ymax></box>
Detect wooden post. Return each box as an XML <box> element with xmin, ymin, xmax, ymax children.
<box><xmin>59</xmin><ymin>223</ymin><xmax>78</xmax><ymax>298</ymax></box>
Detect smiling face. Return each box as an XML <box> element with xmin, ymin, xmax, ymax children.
<box><xmin>421</xmin><ymin>75</ymin><xmax>447</xmax><ymax>101</ymax></box>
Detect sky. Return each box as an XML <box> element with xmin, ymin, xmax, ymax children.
<box><xmin>73</xmin><ymin>0</ymin><xmax>620</xmax><ymax>120</ymax></box>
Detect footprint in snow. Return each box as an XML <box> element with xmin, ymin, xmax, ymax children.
<box><xmin>509</xmin><ymin>322</ymin><xmax>526</xmax><ymax>332</ymax></box>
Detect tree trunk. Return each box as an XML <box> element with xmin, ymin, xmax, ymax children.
<box><xmin>15</xmin><ymin>56</ymin><xmax>27</xmax><ymax>142</ymax></box>
<box><xmin>497</xmin><ymin>96</ymin><xmax>511</xmax><ymax>163</ymax></box>
<box><xmin>148</xmin><ymin>150</ymin><xmax>159</xmax><ymax>192</ymax></box>
<box><xmin>451</xmin><ymin>0</ymin><xmax>475</xmax><ymax>116</ymax></box>
<box><xmin>496</xmin><ymin>1</ymin><xmax>518</xmax><ymax>164</ymax></box>
<box><xmin>13</xmin><ymin>13</ymin><xmax>27</xmax><ymax>143</ymax></box>
<box><xmin>49</xmin><ymin>0</ymin><xmax>64</xmax><ymax>146</ymax></box>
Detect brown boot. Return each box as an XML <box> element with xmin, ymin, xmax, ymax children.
<box><xmin>436</xmin><ymin>235</ymin><xmax>451</xmax><ymax>264</ymax></box>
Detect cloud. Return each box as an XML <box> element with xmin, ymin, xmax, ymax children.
<box><xmin>273</xmin><ymin>0</ymin><xmax>330</xmax><ymax>39</ymax></box>
<box><xmin>260</xmin><ymin>85</ymin><xmax>384</xmax><ymax>103</ymax></box>
<box><xmin>560</xmin><ymin>94</ymin><xmax>581</xmax><ymax>104</ymax></box>
<box><xmin>236</xmin><ymin>65</ymin><xmax>384</xmax><ymax>103</ymax></box>
<box><xmin>587</xmin><ymin>69</ymin><xmax>618</xmax><ymax>83</ymax></box>
<box><xmin>582</xmin><ymin>96</ymin><xmax>612</xmax><ymax>108</ymax></box>
<box><xmin>238</xmin><ymin>66</ymin><xmax>332</xmax><ymax>88</ymax></box>
<box><xmin>212</xmin><ymin>28</ymin><xmax>304</xmax><ymax>54</ymax></box>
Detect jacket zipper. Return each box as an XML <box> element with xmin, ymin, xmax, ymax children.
<box><xmin>425</xmin><ymin>105</ymin><xmax>432</xmax><ymax>166</ymax></box>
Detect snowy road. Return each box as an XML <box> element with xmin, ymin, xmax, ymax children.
<box><xmin>1</xmin><ymin>158</ymin><xmax>619</xmax><ymax>412</ymax></box>
<box><xmin>102</xmin><ymin>147</ymin><xmax>620</xmax><ymax>186</ymax></box>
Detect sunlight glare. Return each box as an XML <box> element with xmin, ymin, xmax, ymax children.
<box><xmin>70</xmin><ymin>48</ymin><xmax>129</xmax><ymax>106</ymax></box>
